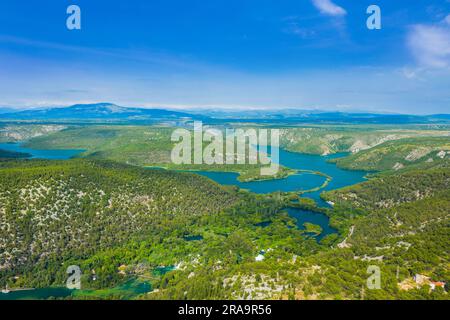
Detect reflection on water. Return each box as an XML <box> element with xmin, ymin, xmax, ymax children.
<box><xmin>183</xmin><ymin>235</ymin><xmax>204</xmax><ymax>241</ymax></box>
<box><xmin>0</xmin><ymin>287</ymin><xmax>72</xmax><ymax>300</ymax></box>
<box><xmin>195</xmin><ymin>148</ymin><xmax>368</xmax><ymax>206</ymax></box>
<box><xmin>0</xmin><ymin>143</ymin><xmax>83</xmax><ymax>160</ymax></box>
<box><xmin>286</xmin><ymin>207</ymin><xmax>338</xmax><ymax>241</ymax></box>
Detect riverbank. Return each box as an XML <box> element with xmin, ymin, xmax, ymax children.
<box><xmin>146</xmin><ymin>164</ymin><xmax>297</xmax><ymax>183</ymax></box>
<box><xmin>0</xmin><ymin>142</ymin><xmax>84</xmax><ymax>160</ymax></box>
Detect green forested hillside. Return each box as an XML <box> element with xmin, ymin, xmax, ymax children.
<box><xmin>0</xmin><ymin>159</ymin><xmax>240</xmax><ymax>288</ymax></box>
<box><xmin>305</xmin><ymin>168</ymin><xmax>450</xmax><ymax>300</ymax></box>
<box><xmin>280</xmin><ymin>127</ymin><xmax>450</xmax><ymax>155</ymax></box>
<box><xmin>0</xmin><ymin>124</ymin><xmax>66</xmax><ymax>143</ymax></box>
<box><xmin>25</xmin><ymin>126</ymin><xmax>174</xmax><ymax>164</ymax></box>
<box><xmin>1</xmin><ymin>125</ymin><xmax>449</xmax><ymax>300</ymax></box>
<box><xmin>0</xmin><ymin>159</ymin><xmax>321</xmax><ymax>297</ymax></box>
<box><xmin>131</xmin><ymin>164</ymin><xmax>448</xmax><ymax>301</ymax></box>
<box><xmin>148</xmin><ymin>166</ymin><xmax>449</xmax><ymax>300</ymax></box>
<box><xmin>331</xmin><ymin>137</ymin><xmax>450</xmax><ymax>171</ymax></box>
<box><xmin>323</xmin><ymin>168</ymin><xmax>450</xmax><ymax>211</ymax></box>
<box><xmin>0</xmin><ymin>163</ymin><xmax>448</xmax><ymax>300</ymax></box>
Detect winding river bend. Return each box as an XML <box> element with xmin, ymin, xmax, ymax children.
<box><xmin>196</xmin><ymin>149</ymin><xmax>367</xmax><ymax>206</ymax></box>
<box><xmin>194</xmin><ymin>148</ymin><xmax>368</xmax><ymax>240</ymax></box>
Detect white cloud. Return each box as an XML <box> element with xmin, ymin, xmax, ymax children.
<box><xmin>445</xmin><ymin>14</ymin><xmax>450</xmax><ymax>25</ymax></box>
<box><xmin>283</xmin><ymin>22</ymin><xmax>316</xmax><ymax>39</ymax></box>
<box><xmin>407</xmin><ymin>22</ymin><xmax>450</xmax><ymax>68</ymax></box>
<box><xmin>399</xmin><ymin>67</ymin><xmax>420</xmax><ymax>80</ymax></box>
<box><xmin>311</xmin><ymin>0</ymin><xmax>346</xmax><ymax>17</ymax></box>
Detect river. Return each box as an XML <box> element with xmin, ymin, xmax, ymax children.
<box><xmin>195</xmin><ymin>148</ymin><xmax>367</xmax><ymax>206</ymax></box>
<box><xmin>193</xmin><ymin>148</ymin><xmax>368</xmax><ymax>240</ymax></box>
<box><xmin>0</xmin><ymin>142</ymin><xmax>83</xmax><ymax>160</ymax></box>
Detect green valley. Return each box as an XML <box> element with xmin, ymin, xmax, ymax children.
<box><xmin>3</xmin><ymin>0</ymin><xmax>450</xmax><ymax>305</ymax></box>
<box><xmin>331</xmin><ymin>136</ymin><xmax>450</xmax><ymax>172</ymax></box>
<box><xmin>0</xmin><ymin>120</ymin><xmax>448</xmax><ymax>300</ymax></box>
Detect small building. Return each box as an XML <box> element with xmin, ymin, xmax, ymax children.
<box><xmin>430</xmin><ymin>281</ymin><xmax>446</xmax><ymax>290</ymax></box>
<box><xmin>414</xmin><ymin>274</ymin><xmax>429</xmax><ymax>285</ymax></box>
<box><xmin>255</xmin><ymin>254</ymin><xmax>265</xmax><ymax>262</ymax></box>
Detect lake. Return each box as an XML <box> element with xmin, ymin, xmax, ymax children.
<box><xmin>0</xmin><ymin>142</ymin><xmax>83</xmax><ymax>160</ymax></box>
<box><xmin>286</xmin><ymin>208</ymin><xmax>338</xmax><ymax>241</ymax></box>
<box><xmin>0</xmin><ymin>287</ymin><xmax>73</xmax><ymax>300</ymax></box>
<box><xmin>0</xmin><ymin>279</ymin><xmax>153</xmax><ymax>300</ymax></box>
<box><xmin>195</xmin><ymin>148</ymin><xmax>368</xmax><ymax>206</ymax></box>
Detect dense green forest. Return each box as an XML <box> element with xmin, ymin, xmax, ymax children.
<box><xmin>331</xmin><ymin>137</ymin><xmax>450</xmax><ymax>171</ymax></box>
<box><xmin>0</xmin><ymin>159</ymin><xmax>322</xmax><ymax>296</ymax></box>
<box><xmin>280</xmin><ymin>126</ymin><xmax>450</xmax><ymax>155</ymax></box>
<box><xmin>147</xmin><ymin>166</ymin><xmax>449</xmax><ymax>300</ymax></box>
<box><xmin>0</xmin><ymin>160</ymin><xmax>239</xmax><ymax>288</ymax></box>
<box><xmin>0</xmin><ymin>158</ymin><xmax>448</xmax><ymax>300</ymax></box>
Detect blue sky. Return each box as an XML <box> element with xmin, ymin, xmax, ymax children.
<box><xmin>1</xmin><ymin>0</ymin><xmax>450</xmax><ymax>114</ymax></box>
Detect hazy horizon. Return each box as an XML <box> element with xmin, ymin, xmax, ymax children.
<box><xmin>1</xmin><ymin>1</ymin><xmax>450</xmax><ymax>114</ymax></box>
<box><xmin>1</xmin><ymin>101</ymin><xmax>449</xmax><ymax>116</ymax></box>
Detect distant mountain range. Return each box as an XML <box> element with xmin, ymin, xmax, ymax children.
<box><xmin>0</xmin><ymin>103</ymin><xmax>449</xmax><ymax>124</ymax></box>
<box><xmin>0</xmin><ymin>103</ymin><xmax>204</xmax><ymax>123</ymax></box>
<box><xmin>191</xmin><ymin>109</ymin><xmax>450</xmax><ymax>124</ymax></box>
<box><xmin>0</xmin><ymin>107</ymin><xmax>23</xmax><ymax>114</ymax></box>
